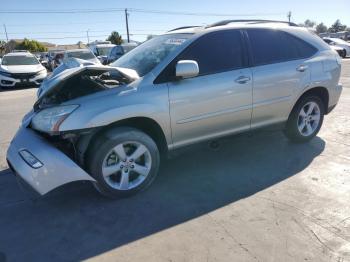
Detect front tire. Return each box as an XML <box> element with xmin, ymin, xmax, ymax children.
<box><xmin>284</xmin><ymin>95</ymin><xmax>325</xmax><ymax>143</ymax></box>
<box><xmin>342</xmin><ymin>50</ymin><xmax>347</xmax><ymax>58</ymax></box>
<box><xmin>87</xmin><ymin>127</ymin><xmax>160</xmax><ymax>198</ymax></box>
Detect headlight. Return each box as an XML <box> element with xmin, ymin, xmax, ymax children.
<box><xmin>31</xmin><ymin>105</ymin><xmax>79</xmax><ymax>133</ymax></box>
<box><xmin>35</xmin><ymin>69</ymin><xmax>47</xmax><ymax>76</ymax></box>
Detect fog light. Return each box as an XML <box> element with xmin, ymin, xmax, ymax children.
<box><xmin>19</xmin><ymin>150</ymin><xmax>43</xmax><ymax>169</ymax></box>
<box><xmin>1</xmin><ymin>80</ymin><xmax>13</xmax><ymax>85</ymax></box>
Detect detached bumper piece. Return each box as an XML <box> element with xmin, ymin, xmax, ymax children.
<box><xmin>6</xmin><ymin>127</ymin><xmax>95</xmax><ymax>195</ymax></box>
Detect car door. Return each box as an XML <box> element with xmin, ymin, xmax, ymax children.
<box><xmin>245</xmin><ymin>29</ymin><xmax>316</xmax><ymax>128</ymax></box>
<box><xmin>166</xmin><ymin>30</ymin><xmax>253</xmax><ymax>148</ymax></box>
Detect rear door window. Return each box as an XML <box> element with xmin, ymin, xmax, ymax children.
<box><xmin>247</xmin><ymin>29</ymin><xmax>317</xmax><ymax>66</ymax></box>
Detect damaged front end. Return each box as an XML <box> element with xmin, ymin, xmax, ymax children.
<box><xmin>7</xmin><ymin>63</ymin><xmax>139</xmax><ymax>195</ymax></box>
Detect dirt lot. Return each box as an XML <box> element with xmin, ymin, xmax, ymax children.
<box><xmin>0</xmin><ymin>60</ymin><xmax>349</xmax><ymax>262</ymax></box>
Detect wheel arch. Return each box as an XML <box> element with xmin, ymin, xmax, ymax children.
<box><xmin>78</xmin><ymin>117</ymin><xmax>169</xmax><ymax>167</ymax></box>
<box><xmin>291</xmin><ymin>86</ymin><xmax>329</xmax><ymax>116</ymax></box>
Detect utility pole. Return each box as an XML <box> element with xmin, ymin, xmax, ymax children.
<box><xmin>287</xmin><ymin>11</ymin><xmax>292</xmax><ymax>23</ymax></box>
<box><xmin>86</xmin><ymin>29</ymin><xmax>90</xmax><ymax>44</ymax></box>
<box><xmin>3</xmin><ymin>24</ymin><xmax>9</xmax><ymax>42</ymax></box>
<box><xmin>125</xmin><ymin>8</ymin><xmax>130</xmax><ymax>43</ymax></box>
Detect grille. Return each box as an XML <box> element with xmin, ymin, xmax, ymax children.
<box><xmin>9</xmin><ymin>72</ymin><xmax>37</xmax><ymax>79</ymax></box>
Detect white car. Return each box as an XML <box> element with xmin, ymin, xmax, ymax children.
<box><xmin>88</xmin><ymin>42</ymin><xmax>116</xmax><ymax>64</ymax></box>
<box><xmin>323</xmin><ymin>37</ymin><xmax>350</xmax><ymax>57</ymax></box>
<box><xmin>0</xmin><ymin>52</ymin><xmax>47</xmax><ymax>88</ymax></box>
<box><xmin>63</xmin><ymin>49</ymin><xmax>101</xmax><ymax>65</ymax></box>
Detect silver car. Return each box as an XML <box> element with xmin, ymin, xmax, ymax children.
<box><xmin>7</xmin><ymin>20</ymin><xmax>343</xmax><ymax>198</ymax></box>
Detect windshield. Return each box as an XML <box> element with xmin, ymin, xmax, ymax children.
<box><xmin>2</xmin><ymin>55</ymin><xmax>39</xmax><ymax>65</ymax></box>
<box><xmin>97</xmin><ymin>47</ymin><xmax>114</xmax><ymax>56</ymax></box>
<box><xmin>122</xmin><ymin>45</ymin><xmax>137</xmax><ymax>53</ymax></box>
<box><xmin>111</xmin><ymin>34</ymin><xmax>192</xmax><ymax>77</ymax></box>
<box><xmin>67</xmin><ymin>51</ymin><xmax>95</xmax><ymax>60</ymax></box>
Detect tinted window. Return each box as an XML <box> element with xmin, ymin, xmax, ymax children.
<box><xmin>178</xmin><ymin>30</ymin><xmax>244</xmax><ymax>75</ymax></box>
<box><xmin>247</xmin><ymin>29</ymin><xmax>317</xmax><ymax>66</ymax></box>
<box><xmin>286</xmin><ymin>33</ymin><xmax>317</xmax><ymax>59</ymax></box>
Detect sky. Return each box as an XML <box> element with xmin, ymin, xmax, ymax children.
<box><xmin>0</xmin><ymin>0</ymin><xmax>349</xmax><ymax>45</ymax></box>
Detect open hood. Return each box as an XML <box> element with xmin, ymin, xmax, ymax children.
<box><xmin>35</xmin><ymin>60</ymin><xmax>139</xmax><ymax>110</ymax></box>
<box><xmin>37</xmin><ymin>58</ymin><xmax>139</xmax><ymax>99</ymax></box>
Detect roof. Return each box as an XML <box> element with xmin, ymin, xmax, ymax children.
<box><xmin>93</xmin><ymin>44</ymin><xmax>116</xmax><ymax>47</ymax></box>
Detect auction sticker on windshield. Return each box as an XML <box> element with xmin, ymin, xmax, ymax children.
<box><xmin>165</xmin><ymin>38</ymin><xmax>187</xmax><ymax>45</ymax></box>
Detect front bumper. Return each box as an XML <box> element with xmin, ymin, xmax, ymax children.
<box><xmin>0</xmin><ymin>73</ymin><xmax>47</xmax><ymax>87</ymax></box>
<box><xmin>6</xmin><ymin>126</ymin><xmax>95</xmax><ymax>195</ymax></box>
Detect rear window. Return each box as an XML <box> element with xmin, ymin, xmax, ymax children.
<box><xmin>67</xmin><ymin>51</ymin><xmax>95</xmax><ymax>60</ymax></box>
<box><xmin>247</xmin><ymin>29</ymin><xmax>317</xmax><ymax>66</ymax></box>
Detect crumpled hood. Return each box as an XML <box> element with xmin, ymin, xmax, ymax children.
<box><xmin>1</xmin><ymin>64</ymin><xmax>43</xmax><ymax>74</ymax></box>
<box><xmin>37</xmin><ymin>58</ymin><xmax>139</xmax><ymax>99</ymax></box>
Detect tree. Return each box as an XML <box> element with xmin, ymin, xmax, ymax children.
<box><xmin>16</xmin><ymin>38</ymin><xmax>48</xmax><ymax>52</ymax></box>
<box><xmin>329</xmin><ymin>19</ymin><xmax>347</xmax><ymax>33</ymax></box>
<box><xmin>302</xmin><ymin>19</ymin><xmax>316</xmax><ymax>28</ymax></box>
<box><xmin>106</xmin><ymin>31</ymin><xmax>123</xmax><ymax>45</ymax></box>
<box><xmin>316</xmin><ymin>23</ymin><xmax>328</xmax><ymax>34</ymax></box>
<box><xmin>146</xmin><ymin>34</ymin><xmax>156</xmax><ymax>40</ymax></box>
<box><xmin>0</xmin><ymin>40</ymin><xmax>6</xmax><ymax>52</ymax></box>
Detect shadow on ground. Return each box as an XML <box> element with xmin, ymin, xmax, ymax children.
<box><xmin>0</xmin><ymin>130</ymin><xmax>325</xmax><ymax>261</ymax></box>
<box><xmin>0</xmin><ymin>85</ymin><xmax>38</xmax><ymax>92</ymax></box>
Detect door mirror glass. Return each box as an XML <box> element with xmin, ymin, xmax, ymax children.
<box><xmin>176</xmin><ymin>60</ymin><xmax>199</xmax><ymax>79</ymax></box>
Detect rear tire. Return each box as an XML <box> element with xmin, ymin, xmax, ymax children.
<box><xmin>87</xmin><ymin>127</ymin><xmax>160</xmax><ymax>198</ymax></box>
<box><xmin>284</xmin><ymin>95</ymin><xmax>325</xmax><ymax>143</ymax></box>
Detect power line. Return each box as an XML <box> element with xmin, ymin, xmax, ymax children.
<box><xmin>129</xmin><ymin>8</ymin><xmax>285</xmax><ymax>17</ymax></box>
<box><xmin>0</xmin><ymin>7</ymin><xmax>285</xmax><ymax>17</ymax></box>
<box><xmin>0</xmin><ymin>29</ymin><xmax>166</xmax><ymax>35</ymax></box>
<box><xmin>0</xmin><ymin>8</ymin><xmax>125</xmax><ymax>14</ymax></box>
<box><xmin>3</xmin><ymin>33</ymin><xmax>152</xmax><ymax>40</ymax></box>
<box><xmin>4</xmin><ymin>21</ymin><xmax>123</xmax><ymax>27</ymax></box>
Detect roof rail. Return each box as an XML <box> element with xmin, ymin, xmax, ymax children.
<box><xmin>206</xmin><ymin>20</ymin><xmax>298</xmax><ymax>28</ymax></box>
<box><xmin>168</xmin><ymin>26</ymin><xmax>201</xmax><ymax>32</ymax></box>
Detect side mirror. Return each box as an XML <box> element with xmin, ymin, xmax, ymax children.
<box><xmin>176</xmin><ymin>60</ymin><xmax>199</xmax><ymax>79</ymax></box>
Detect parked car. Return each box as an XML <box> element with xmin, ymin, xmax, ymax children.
<box><xmin>49</xmin><ymin>52</ymin><xmax>64</xmax><ymax>71</ymax></box>
<box><xmin>63</xmin><ymin>49</ymin><xmax>101</xmax><ymax>65</ymax></box>
<box><xmin>88</xmin><ymin>41</ymin><xmax>116</xmax><ymax>64</ymax></box>
<box><xmin>47</xmin><ymin>50</ymin><xmax>64</xmax><ymax>71</ymax></box>
<box><xmin>323</xmin><ymin>37</ymin><xmax>350</xmax><ymax>57</ymax></box>
<box><xmin>7</xmin><ymin>20</ymin><xmax>342</xmax><ymax>198</ymax></box>
<box><xmin>330</xmin><ymin>45</ymin><xmax>347</xmax><ymax>58</ymax></box>
<box><xmin>106</xmin><ymin>43</ymin><xmax>138</xmax><ymax>64</ymax></box>
<box><xmin>0</xmin><ymin>51</ymin><xmax>47</xmax><ymax>88</ymax></box>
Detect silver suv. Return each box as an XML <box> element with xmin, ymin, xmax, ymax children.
<box><xmin>7</xmin><ymin>20</ymin><xmax>343</xmax><ymax>198</ymax></box>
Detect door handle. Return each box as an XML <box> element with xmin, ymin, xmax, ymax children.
<box><xmin>235</xmin><ymin>76</ymin><xmax>251</xmax><ymax>84</ymax></box>
<box><xmin>296</xmin><ymin>65</ymin><xmax>308</xmax><ymax>72</ymax></box>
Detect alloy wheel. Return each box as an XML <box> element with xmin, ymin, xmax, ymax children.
<box><xmin>102</xmin><ymin>141</ymin><xmax>152</xmax><ymax>190</ymax></box>
<box><xmin>297</xmin><ymin>101</ymin><xmax>321</xmax><ymax>136</ymax></box>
